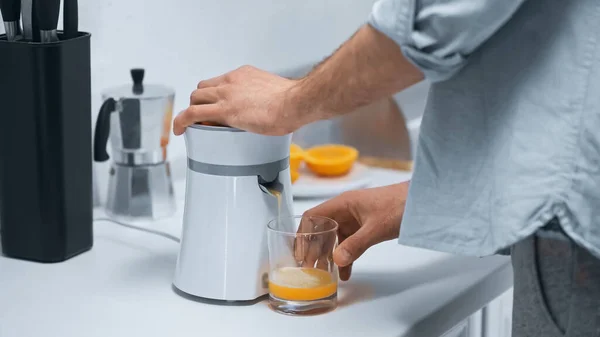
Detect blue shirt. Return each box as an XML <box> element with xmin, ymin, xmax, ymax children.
<box><xmin>369</xmin><ymin>0</ymin><xmax>600</xmax><ymax>258</ymax></box>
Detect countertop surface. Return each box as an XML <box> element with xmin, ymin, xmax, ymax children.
<box><xmin>0</xmin><ymin>167</ymin><xmax>512</xmax><ymax>337</ymax></box>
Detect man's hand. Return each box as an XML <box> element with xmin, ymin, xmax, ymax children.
<box><xmin>301</xmin><ymin>181</ymin><xmax>409</xmax><ymax>281</ymax></box>
<box><xmin>173</xmin><ymin>24</ymin><xmax>423</xmax><ymax>136</ymax></box>
<box><xmin>173</xmin><ymin>66</ymin><xmax>304</xmax><ymax>136</ymax></box>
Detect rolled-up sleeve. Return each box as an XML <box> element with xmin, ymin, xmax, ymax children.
<box><xmin>369</xmin><ymin>0</ymin><xmax>527</xmax><ymax>82</ymax></box>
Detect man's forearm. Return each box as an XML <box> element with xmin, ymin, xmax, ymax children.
<box><xmin>290</xmin><ymin>24</ymin><xmax>424</xmax><ymax>124</ymax></box>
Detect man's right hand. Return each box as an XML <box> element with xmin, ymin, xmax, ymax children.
<box><xmin>173</xmin><ymin>65</ymin><xmax>306</xmax><ymax>136</ymax></box>
<box><xmin>172</xmin><ymin>25</ymin><xmax>423</xmax><ymax>137</ymax></box>
<box><xmin>299</xmin><ymin>182</ymin><xmax>409</xmax><ymax>281</ymax></box>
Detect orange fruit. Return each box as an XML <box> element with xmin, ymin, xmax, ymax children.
<box><xmin>290</xmin><ymin>170</ymin><xmax>300</xmax><ymax>184</ymax></box>
<box><xmin>269</xmin><ymin>267</ymin><xmax>337</xmax><ymax>301</ymax></box>
<box><xmin>290</xmin><ymin>143</ymin><xmax>304</xmax><ymax>172</ymax></box>
<box><xmin>304</xmin><ymin>144</ymin><xmax>359</xmax><ymax>177</ymax></box>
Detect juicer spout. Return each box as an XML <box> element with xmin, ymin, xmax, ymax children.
<box><xmin>258</xmin><ymin>174</ymin><xmax>284</xmax><ymax>197</ymax></box>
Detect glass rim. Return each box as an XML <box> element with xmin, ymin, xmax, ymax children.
<box><xmin>267</xmin><ymin>215</ymin><xmax>339</xmax><ymax>237</ymax></box>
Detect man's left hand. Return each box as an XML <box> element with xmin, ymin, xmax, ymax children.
<box><xmin>298</xmin><ymin>182</ymin><xmax>409</xmax><ymax>281</ymax></box>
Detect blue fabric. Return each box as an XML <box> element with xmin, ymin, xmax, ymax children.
<box><xmin>369</xmin><ymin>0</ymin><xmax>600</xmax><ymax>258</ymax></box>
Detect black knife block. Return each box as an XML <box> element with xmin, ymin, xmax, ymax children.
<box><xmin>0</xmin><ymin>32</ymin><xmax>94</xmax><ymax>263</ymax></box>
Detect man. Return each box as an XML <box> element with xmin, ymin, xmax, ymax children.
<box><xmin>174</xmin><ymin>0</ymin><xmax>600</xmax><ymax>335</ymax></box>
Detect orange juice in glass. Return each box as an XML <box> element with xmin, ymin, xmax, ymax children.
<box><xmin>267</xmin><ymin>215</ymin><xmax>338</xmax><ymax>315</ymax></box>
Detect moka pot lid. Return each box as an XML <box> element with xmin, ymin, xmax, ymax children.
<box><xmin>101</xmin><ymin>68</ymin><xmax>174</xmax><ymax>101</ymax></box>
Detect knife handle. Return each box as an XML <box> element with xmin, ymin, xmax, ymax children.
<box><xmin>21</xmin><ymin>0</ymin><xmax>33</xmax><ymax>40</ymax></box>
<box><xmin>0</xmin><ymin>0</ymin><xmax>21</xmax><ymax>21</ymax></box>
<box><xmin>34</xmin><ymin>0</ymin><xmax>60</xmax><ymax>30</ymax></box>
<box><xmin>64</xmin><ymin>0</ymin><xmax>78</xmax><ymax>38</ymax></box>
<box><xmin>31</xmin><ymin>0</ymin><xmax>39</xmax><ymax>41</ymax></box>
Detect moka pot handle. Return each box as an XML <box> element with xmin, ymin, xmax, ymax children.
<box><xmin>93</xmin><ymin>98</ymin><xmax>116</xmax><ymax>162</ymax></box>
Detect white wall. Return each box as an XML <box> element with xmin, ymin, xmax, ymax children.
<box><xmin>72</xmin><ymin>0</ymin><xmax>375</xmax><ymax>199</ymax></box>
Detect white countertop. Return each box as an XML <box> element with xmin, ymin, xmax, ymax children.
<box><xmin>0</xmin><ymin>168</ymin><xmax>512</xmax><ymax>337</ymax></box>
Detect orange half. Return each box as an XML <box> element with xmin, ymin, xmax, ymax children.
<box><xmin>291</xmin><ymin>170</ymin><xmax>300</xmax><ymax>184</ymax></box>
<box><xmin>304</xmin><ymin>144</ymin><xmax>359</xmax><ymax>177</ymax></box>
<box><xmin>290</xmin><ymin>143</ymin><xmax>304</xmax><ymax>172</ymax></box>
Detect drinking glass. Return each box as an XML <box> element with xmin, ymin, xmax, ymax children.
<box><xmin>267</xmin><ymin>215</ymin><xmax>339</xmax><ymax>315</ymax></box>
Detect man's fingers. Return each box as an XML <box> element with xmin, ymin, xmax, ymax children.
<box><xmin>294</xmin><ymin>216</ymin><xmax>338</xmax><ymax>270</ymax></box>
<box><xmin>303</xmin><ymin>196</ymin><xmax>348</xmax><ymax>221</ymax></box>
<box><xmin>197</xmin><ymin>74</ymin><xmax>227</xmax><ymax>89</ymax></box>
<box><xmin>316</xmin><ymin>258</ymin><xmax>329</xmax><ymax>271</ymax></box>
<box><xmin>190</xmin><ymin>87</ymin><xmax>220</xmax><ymax>105</ymax></box>
<box><xmin>296</xmin><ymin>215</ymin><xmax>316</xmax><ymax>234</ymax></box>
<box><xmin>339</xmin><ymin>264</ymin><xmax>353</xmax><ymax>281</ymax></box>
<box><xmin>314</xmin><ymin>229</ymin><xmax>337</xmax><ymax>270</ymax></box>
<box><xmin>301</xmin><ymin>235</ymin><xmax>322</xmax><ymax>268</ymax></box>
<box><xmin>333</xmin><ymin>226</ymin><xmax>375</xmax><ymax>267</ymax></box>
<box><xmin>172</xmin><ymin>104</ymin><xmax>224</xmax><ymax>136</ymax></box>
<box><xmin>294</xmin><ymin>216</ymin><xmax>314</xmax><ymax>262</ymax></box>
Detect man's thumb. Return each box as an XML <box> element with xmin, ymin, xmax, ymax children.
<box><xmin>333</xmin><ymin>229</ymin><xmax>373</xmax><ymax>267</ymax></box>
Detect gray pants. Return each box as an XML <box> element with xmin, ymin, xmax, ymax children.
<box><xmin>511</xmin><ymin>231</ymin><xmax>600</xmax><ymax>336</ymax></box>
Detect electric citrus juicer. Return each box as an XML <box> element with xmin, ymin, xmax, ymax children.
<box><xmin>173</xmin><ymin>123</ymin><xmax>294</xmax><ymax>301</ymax></box>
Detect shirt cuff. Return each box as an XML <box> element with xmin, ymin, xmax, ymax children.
<box><xmin>368</xmin><ymin>0</ymin><xmax>467</xmax><ymax>82</ymax></box>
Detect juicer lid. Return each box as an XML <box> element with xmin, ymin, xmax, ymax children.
<box><xmin>101</xmin><ymin>68</ymin><xmax>174</xmax><ymax>100</ymax></box>
<box><xmin>189</xmin><ymin>123</ymin><xmax>244</xmax><ymax>132</ymax></box>
<box><xmin>184</xmin><ymin>123</ymin><xmax>292</xmax><ymax>168</ymax></box>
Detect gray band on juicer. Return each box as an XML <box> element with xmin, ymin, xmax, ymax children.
<box><xmin>187</xmin><ymin>157</ymin><xmax>289</xmax><ymax>181</ymax></box>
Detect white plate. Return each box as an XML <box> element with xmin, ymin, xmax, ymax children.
<box><xmin>292</xmin><ymin>163</ymin><xmax>372</xmax><ymax>199</ymax></box>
